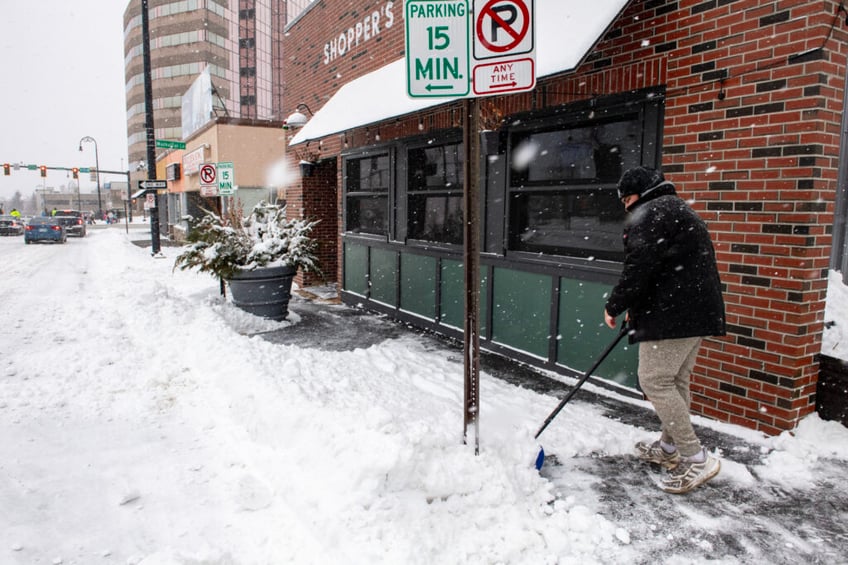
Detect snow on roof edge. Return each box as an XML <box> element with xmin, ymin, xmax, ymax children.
<box><xmin>289</xmin><ymin>0</ymin><xmax>632</xmax><ymax>146</ymax></box>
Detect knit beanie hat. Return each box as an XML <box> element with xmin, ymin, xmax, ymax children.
<box><xmin>617</xmin><ymin>166</ymin><xmax>665</xmax><ymax>200</ymax></box>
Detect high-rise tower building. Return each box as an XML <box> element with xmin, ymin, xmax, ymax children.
<box><xmin>122</xmin><ymin>0</ymin><xmax>291</xmax><ymax>168</ymax></box>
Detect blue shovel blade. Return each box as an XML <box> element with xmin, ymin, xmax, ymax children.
<box><xmin>534</xmin><ymin>447</ymin><xmax>545</xmax><ymax>471</ymax></box>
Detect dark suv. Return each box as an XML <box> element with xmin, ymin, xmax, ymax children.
<box><xmin>53</xmin><ymin>210</ymin><xmax>87</xmax><ymax>237</ymax></box>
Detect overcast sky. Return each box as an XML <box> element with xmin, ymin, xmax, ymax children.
<box><xmin>0</xmin><ymin>0</ymin><xmax>129</xmax><ymax>204</ymax></box>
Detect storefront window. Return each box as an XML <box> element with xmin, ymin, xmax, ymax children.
<box><xmin>407</xmin><ymin>141</ymin><xmax>464</xmax><ymax>244</ymax></box>
<box><xmin>345</xmin><ymin>153</ymin><xmax>390</xmax><ymax>235</ymax></box>
<box><xmin>508</xmin><ymin>112</ymin><xmax>647</xmax><ymax>261</ymax></box>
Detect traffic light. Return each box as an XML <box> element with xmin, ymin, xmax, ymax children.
<box><xmin>39</xmin><ymin>165</ymin><xmax>47</xmax><ymax>177</ymax></box>
<box><xmin>3</xmin><ymin>163</ymin><xmax>9</xmax><ymax>176</ymax></box>
<box><xmin>72</xmin><ymin>167</ymin><xmax>79</xmax><ymax>179</ymax></box>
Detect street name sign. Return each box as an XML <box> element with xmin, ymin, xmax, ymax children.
<box><xmin>132</xmin><ymin>180</ymin><xmax>167</xmax><ymax>199</ymax></box>
<box><xmin>155</xmin><ymin>139</ymin><xmax>187</xmax><ymax>150</ymax></box>
<box><xmin>137</xmin><ymin>180</ymin><xmax>167</xmax><ymax>190</ymax></box>
<box><xmin>217</xmin><ymin>162</ymin><xmax>235</xmax><ymax>196</ymax></box>
<box><xmin>405</xmin><ymin>0</ymin><xmax>470</xmax><ymax>97</ymax></box>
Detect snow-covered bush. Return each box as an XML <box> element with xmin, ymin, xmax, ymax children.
<box><xmin>173</xmin><ymin>200</ymin><xmax>320</xmax><ymax>280</ymax></box>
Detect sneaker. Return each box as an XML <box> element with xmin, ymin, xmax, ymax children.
<box><xmin>635</xmin><ymin>440</ymin><xmax>680</xmax><ymax>469</ymax></box>
<box><xmin>661</xmin><ymin>453</ymin><xmax>721</xmax><ymax>494</ymax></box>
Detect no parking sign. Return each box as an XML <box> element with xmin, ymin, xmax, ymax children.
<box><xmin>405</xmin><ymin>0</ymin><xmax>535</xmax><ymax>98</ymax></box>
<box><xmin>474</xmin><ymin>0</ymin><xmax>533</xmax><ymax>59</ymax></box>
<box><xmin>199</xmin><ymin>163</ymin><xmax>217</xmax><ymax>186</ymax></box>
<box><xmin>472</xmin><ymin>0</ymin><xmax>535</xmax><ymax>95</ymax></box>
<box><xmin>199</xmin><ymin>163</ymin><xmax>219</xmax><ymax>197</ymax></box>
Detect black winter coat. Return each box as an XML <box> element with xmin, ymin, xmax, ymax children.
<box><xmin>605</xmin><ymin>182</ymin><xmax>726</xmax><ymax>343</ymax></box>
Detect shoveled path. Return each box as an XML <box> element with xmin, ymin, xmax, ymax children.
<box><xmin>265</xmin><ymin>293</ymin><xmax>848</xmax><ymax>564</ymax></box>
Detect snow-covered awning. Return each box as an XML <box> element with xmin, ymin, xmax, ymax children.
<box><xmin>290</xmin><ymin>0</ymin><xmax>631</xmax><ymax>145</ymax></box>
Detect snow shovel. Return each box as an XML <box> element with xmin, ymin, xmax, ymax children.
<box><xmin>533</xmin><ymin>321</ymin><xmax>630</xmax><ymax>470</ymax></box>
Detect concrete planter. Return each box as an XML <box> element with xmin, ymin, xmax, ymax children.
<box><xmin>227</xmin><ymin>265</ymin><xmax>296</xmax><ymax>320</ymax></box>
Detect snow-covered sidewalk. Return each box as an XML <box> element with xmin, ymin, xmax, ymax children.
<box><xmin>1</xmin><ymin>228</ymin><xmax>847</xmax><ymax>565</ymax></box>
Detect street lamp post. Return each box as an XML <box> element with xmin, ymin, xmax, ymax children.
<box><xmin>79</xmin><ymin>136</ymin><xmax>103</xmax><ymax>218</ymax></box>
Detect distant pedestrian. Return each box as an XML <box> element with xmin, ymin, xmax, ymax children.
<box><xmin>10</xmin><ymin>208</ymin><xmax>21</xmax><ymax>219</ymax></box>
<box><xmin>603</xmin><ymin>166</ymin><xmax>726</xmax><ymax>494</ymax></box>
<box><xmin>51</xmin><ymin>207</ymin><xmax>57</xmax><ymax>216</ymax></box>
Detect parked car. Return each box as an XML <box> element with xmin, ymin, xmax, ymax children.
<box><xmin>0</xmin><ymin>215</ymin><xmax>24</xmax><ymax>236</ymax></box>
<box><xmin>53</xmin><ymin>209</ymin><xmax>87</xmax><ymax>237</ymax></box>
<box><xmin>24</xmin><ymin>217</ymin><xmax>66</xmax><ymax>244</ymax></box>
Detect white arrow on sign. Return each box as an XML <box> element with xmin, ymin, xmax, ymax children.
<box><xmin>139</xmin><ymin>180</ymin><xmax>167</xmax><ymax>190</ymax></box>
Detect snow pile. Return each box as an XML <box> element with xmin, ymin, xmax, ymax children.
<box><xmin>0</xmin><ymin>228</ymin><xmax>846</xmax><ymax>564</ymax></box>
<box><xmin>823</xmin><ymin>269</ymin><xmax>848</xmax><ymax>361</ymax></box>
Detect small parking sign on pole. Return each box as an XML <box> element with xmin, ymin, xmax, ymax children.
<box><xmin>217</xmin><ymin>162</ymin><xmax>235</xmax><ymax>196</ymax></box>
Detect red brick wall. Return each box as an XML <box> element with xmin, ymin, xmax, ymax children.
<box><xmin>283</xmin><ymin>1</ymin><xmax>403</xmax><ymax>110</ymax></box>
<box><xmin>551</xmin><ymin>0</ymin><xmax>847</xmax><ymax>434</ymax></box>
<box><xmin>540</xmin><ymin>0</ymin><xmax>848</xmax><ymax>434</ymax></box>
<box><xmin>282</xmin><ymin>0</ymin><xmax>848</xmax><ymax>434</ymax></box>
<box><xmin>283</xmin><ymin>0</ymin><xmax>402</xmax><ymax>288</ymax></box>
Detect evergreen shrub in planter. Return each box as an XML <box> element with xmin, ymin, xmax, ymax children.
<box><xmin>173</xmin><ymin>200</ymin><xmax>320</xmax><ymax>319</ymax></box>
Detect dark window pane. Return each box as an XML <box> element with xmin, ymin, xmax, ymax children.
<box><xmin>408</xmin><ymin>194</ymin><xmax>463</xmax><ymax>244</ymax></box>
<box><xmin>507</xmin><ymin>109</ymin><xmax>652</xmax><ymax>261</ymax></box>
<box><xmin>408</xmin><ymin>144</ymin><xmax>463</xmax><ymax>191</ymax></box>
<box><xmin>511</xmin><ymin>118</ymin><xmax>638</xmax><ymax>185</ymax></box>
<box><xmin>345</xmin><ymin>152</ymin><xmax>390</xmax><ymax>235</ymax></box>
<box><xmin>347</xmin><ymin>195</ymin><xmax>388</xmax><ymax>235</ymax></box>
<box><xmin>347</xmin><ymin>155</ymin><xmax>390</xmax><ymax>192</ymax></box>
<box><xmin>407</xmin><ymin>141</ymin><xmax>463</xmax><ymax>244</ymax></box>
<box><xmin>509</xmin><ymin>189</ymin><xmax>625</xmax><ymax>260</ymax></box>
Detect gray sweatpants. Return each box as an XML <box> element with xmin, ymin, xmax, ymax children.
<box><xmin>638</xmin><ymin>336</ymin><xmax>703</xmax><ymax>458</ymax></box>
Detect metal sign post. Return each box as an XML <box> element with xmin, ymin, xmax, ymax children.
<box><xmin>141</xmin><ymin>0</ymin><xmax>161</xmax><ymax>256</ymax></box>
<box><xmin>405</xmin><ymin>0</ymin><xmax>534</xmax><ymax>453</ymax></box>
<box><xmin>462</xmin><ymin>97</ymin><xmax>481</xmax><ymax>454</ymax></box>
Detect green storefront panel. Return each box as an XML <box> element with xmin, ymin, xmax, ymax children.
<box><xmin>401</xmin><ymin>253</ymin><xmax>436</xmax><ymax>318</ymax></box>
<box><xmin>343</xmin><ymin>242</ymin><xmax>368</xmax><ymax>295</ymax></box>
<box><xmin>439</xmin><ymin>259</ymin><xmax>487</xmax><ymax>334</ymax></box>
<box><xmin>370</xmin><ymin>247</ymin><xmax>398</xmax><ymax>306</ymax></box>
<box><xmin>557</xmin><ymin>278</ymin><xmax>638</xmax><ymax>387</ymax></box>
<box><xmin>491</xmin><ymin>268</ymin><xmax>551</xmax><ymax>359</ymax></box>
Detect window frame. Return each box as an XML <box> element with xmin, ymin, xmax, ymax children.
<box><xmin>402</xmin><ymin>135</ymin><xmax>465</xmax><ymax>248</ymax></box>
<box><xmin>342</xmin><ymin>147</ymin><xmax>394</xmax><ymax>239</ymax></box>
<box><xmin>505</xmin><ymin>89</ymin><xmax>664</xmax><ymax>263</ymax></box>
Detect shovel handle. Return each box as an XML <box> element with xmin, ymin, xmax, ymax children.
<box><xmin>534</xmin><ymin>321</ymin><xmax>629</xmax><ymax>440</ymax></box>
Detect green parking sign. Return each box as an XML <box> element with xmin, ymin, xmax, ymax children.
<box><xmin>405</xmin><ymin>0</ymin><xmax>470</xmax><ymax>97</ymax></box>
<box><xmin>217</xmin><ymin>162</ymin><xmax>235</xmax><ymax>195</ymax></box>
